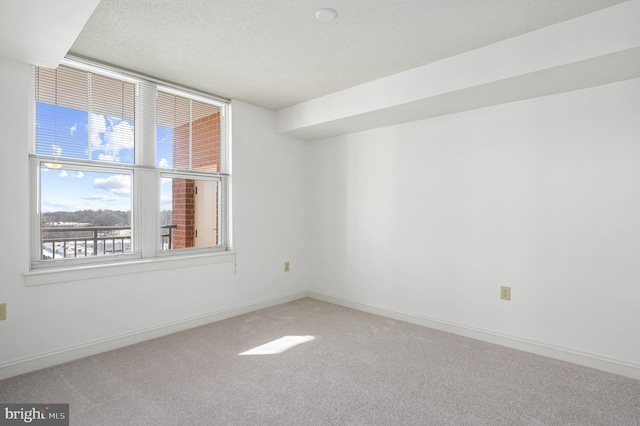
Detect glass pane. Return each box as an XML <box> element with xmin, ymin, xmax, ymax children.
<box><xmin>34</xmin><ymin>65</ymin><xmax>135</xmax><ymax>164</ymax></box>
<box><xmin>39</xmin><ymin>164</ymin><xmax>132</xmax><ymax>260</ymax></box>
<box><xmin>156</xmin><ymin>92</ymin><xmax>220</xmax><ymax>172</ymax></box>
<box><xmin>156</xmin><ymin>92</ymin><xmax>188</xmax><ymax>169</ymax></box>
<box><xmin>191</xmin><ymin>101</ymin><xmax>220</xmax><ymax>172</ymax></box>
<box><xmin>35</xmin><ymin>102</ymin><xmax>89</xmax><ymax>160</ymax></box>
<box><xmin>160</xmin><ymin>177</ymin><xmax>219</xmax><ymax>250</ymax></box>
<box><xmin>89</xmin><ymin>111</ymin><xmax>135</xmax><ymax>164</ymax></box>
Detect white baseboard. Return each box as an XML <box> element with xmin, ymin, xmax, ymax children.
<box><xmin>0</xmin><ymin>290</ymin><xmax>308</xmax><ymax>381</ymax></box>
<box><xmin>307</xmin><ymin>290</ymin><xmax>640</xmax><ymax>381</ymax></box>
<box><xmin>3</xmin><ymin>289</ymin><xmax>638</xmax><ymax>382</ymax></box>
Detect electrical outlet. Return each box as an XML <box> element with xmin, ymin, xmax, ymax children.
<box><xmin>284</xmin><ymin>261</ymin><xmax>290</xmax><ymax>272</ymax></box>
<box><xmin>0</xmin><ymin>303</ymin><xmax>6</xmax><ymax>320</ymax></box>
<box><xmin>500</xmin><ymin>286</ymin><xmax>511</xmax><ymax>301</ymax></box>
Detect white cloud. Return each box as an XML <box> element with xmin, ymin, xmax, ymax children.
<box><xmin>160</xmin><ymin>195</ymin><xmax>172</xmax><ymax>210</ymax></box>
<box><xmin>90</xmin><ymin>113</ymin><xmax>134</xmax><ymax>162</ymax></box>
<box><xmin>93</xmin><ymin>174</ymin><xmax>131</xmax><ymax>196</ymax></box>
<box><xmin>90</xmin><ymin>114</ymin><xmax>107</xmax><ymax>150</ymax></box>
<box><xmin>98</xmin><ymin>153</ymin><xmax>117</xmax><ymax>162</ymax></box>
<box><xmin>107</xmin><ymin>120</ymin><xmax>134</xmax><ymax>151</ymax></box>
<box><xmin>79</xmin><ymin>194</ymin><xmax>119</xmax><ymax>202</ymax></box>
<box><xmin>159</xmin><ymin>158</ymin><xmax>169</xmax><ymax>168</ymax></box>
<box><xmin>57</xmin><ymin>170</ymin><xmax>83</xmax><ymax>179</ymax></box>
<box><xmin>52</xmin><ymin>144</ymin><xmax>62</xmax><ymax>156</ymax></box>
<box><xmin>70</xmin><ymin>124</ymin><xmax>77</xmax><ymax>135</ymax></box>
<box><xmin>41</xmin><ymin>201</ymin><xmax>73</xmax><ymax>212</ymax></box>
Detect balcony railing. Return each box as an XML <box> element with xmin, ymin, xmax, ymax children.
<box><xmin>41</xmin><ymin>225</ymin><xmax>177</xmax><ymax>260</ymax></box>
<box><xmin>160</xmin><ymin>224</ymin><xmax>178</xmax><ymax>250</ymax></box>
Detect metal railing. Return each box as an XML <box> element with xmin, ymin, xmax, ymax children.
<box><xmin>161</xmin><ymin>224</ymin><xmax>178</xmax><ymax>250</ymax></box>
<box><xmin>41</xmin><ymin>225</ymin><xmax>177</xmax><ymax>259</ymax></box>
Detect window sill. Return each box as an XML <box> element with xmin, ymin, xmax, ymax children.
<box><xmin>24</xmin><ymin>251</ymin><xmax>236</xmax><ymax>286</ymax></box>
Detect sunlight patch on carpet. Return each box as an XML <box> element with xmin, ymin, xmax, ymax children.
<box><xmin>239</xmin><ymin>335</ymin><xmax>315</xmax><ymax>355</ymax></box>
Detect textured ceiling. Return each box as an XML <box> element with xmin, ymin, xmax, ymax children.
<box><xmin>70</xmin><ymin>0</ymin><xmax>630</xmax><ymax>111</ymax></box>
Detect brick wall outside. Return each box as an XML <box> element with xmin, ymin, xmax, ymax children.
<box><xmin>171</xmin><ymin>178</ymin><xmax>195</xmax><ymax>249</ymax></box>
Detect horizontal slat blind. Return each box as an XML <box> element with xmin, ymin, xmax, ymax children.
<box><xmin>32</xmin><ymin>60</ymin><xmax>229</xmax><ymax>175</ymax></box>
<box><xmin>33</xmin><ymin>65</ymin><xmax>136</xmax><ymax>164</ymax></box>
<box><xmin>156</xmin><ymin>90</ymin><xmax>224</xmax><ymax>174</ymax></box>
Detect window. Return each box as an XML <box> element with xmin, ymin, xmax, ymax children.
<box><xmin>29</xmin><ymin>58</ymin><xmax>230</xmax><ymax>272</ymax></box>
<box><xmin>156</xmin><ymin>90</ymin><xmax>226</xmax><ymax>250</ymax></box>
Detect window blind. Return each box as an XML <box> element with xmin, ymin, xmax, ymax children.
<box><xmin>156</xmin><ymin>89</ymin><xmax>228</xmax><ymax>175</ymax></box>
<box><xmin>31</xmin><ymin>58</ymin><xmax>229</xmax><ymax>174</ymax></box>
<box><xmin>33</xmin><ymin>65</ymin><xmax>136</xmax><ymax>164</ymax></box>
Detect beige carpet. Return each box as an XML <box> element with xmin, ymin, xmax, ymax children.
<box><xmin>1</xmin><ymin>298</ymin><xmax>639</xmax><ymax>425</ymax></box>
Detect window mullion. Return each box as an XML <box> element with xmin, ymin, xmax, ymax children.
<box><xmin>189</xmin><ymin>99</ymin><xmax>193</xmax><ymax>170</ymax></box>
<box><xmin>87</xmin><ymin>73</ymin><xmax>92</xmax><ymax>160</ymax></box>
<box><xmin>136</xmin><ymin>81</ymin><xmax>159</xmax><ymax>258</ymax></box>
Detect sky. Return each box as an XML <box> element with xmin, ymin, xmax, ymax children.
<box><xmin>37</xmin><ymin>102</ymin><xmax>174</xmax><ymax>213</ymax></box>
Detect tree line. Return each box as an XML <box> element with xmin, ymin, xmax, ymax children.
<box><xmin>42</xmin><ymin>210</ymin><xmax>173</xmax><ymax>227</ymax></box>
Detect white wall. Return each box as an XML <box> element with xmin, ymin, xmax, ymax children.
<box><xmin>308</xmin><ymin>79</ymin><xmax>640</xmax><ymax>371</ymax></box>
<box><xmin>0</xmin><ymin>58</ymin><xmax>309</xmax><ymax>377</ymax></box>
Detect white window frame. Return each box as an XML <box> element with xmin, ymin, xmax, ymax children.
<box><xmin>29</xmin><ymin>159</ymin><xmax>140</xmax><ymax>267</ymax></box>
<box><xmin>25</xmin><ymin>57</ymin><xmax>234</xmax><ymax>286</ymax></box>
<box><xmin>156</xmin><ymin>172</ymin><xmax>228</xmax><ymax>257</ymax></box>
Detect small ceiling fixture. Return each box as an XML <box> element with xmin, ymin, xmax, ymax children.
<box><xmin>315</xmin><ymin>8</ymin><xmax>337</xmax><ymax>22</ymax></box>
